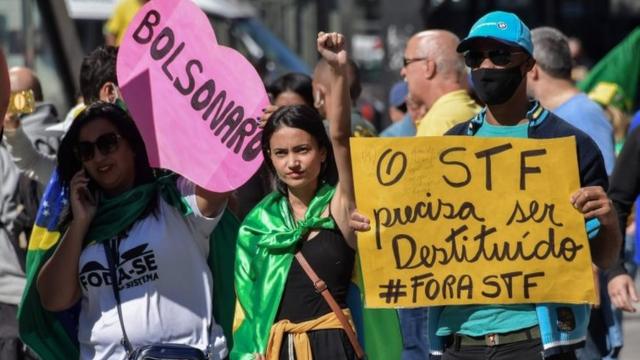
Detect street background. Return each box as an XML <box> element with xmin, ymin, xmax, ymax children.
<box><xmin>1</xmin><ymin>0</ymin><xmax>639</xmax><ymax>129</ymax></box>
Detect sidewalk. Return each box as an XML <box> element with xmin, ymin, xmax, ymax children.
<box><xmin>620</xmin><ymin>310</ymin><xmax>640</xmax><ymax>360</ymax></box>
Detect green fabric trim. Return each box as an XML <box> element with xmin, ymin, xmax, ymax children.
<box><xmin>231</xmin><ymin>184</ymin><xmax>336</xmax><ymax>358</ymax></box>
<box><xmin>18</xmin><ymin>175</ymin><xmax>237</xmax><ymax>359</ymax></box>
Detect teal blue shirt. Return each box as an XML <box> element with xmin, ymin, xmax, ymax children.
<box><xmin>436</xmin><ymin>119</ymin><xmax>599</xmax><ymax>337</ymax></box>
<box><xmin>437</xmin><ymin>120</ymin><xmax>535</xmax><ymax>336</ymax></box>
<box><xmin>475</xmin><ymin>120</ymin><xmax>529</xmax><ymax>138</ymax></box>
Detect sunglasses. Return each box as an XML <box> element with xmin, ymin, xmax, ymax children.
<box><xmin>403</xmin><ymin>56</ymin><xmax>428</xmax><ymax>67</ymax></box>
<box><xmin>75</xmin><ymin>132</ymin><xmax>122</xmax><ymax>162</ymax></box>
<box><xmin>463</xmin><ymin>49</ymin><xmax>526</xmax><ymax>68</ymax></box>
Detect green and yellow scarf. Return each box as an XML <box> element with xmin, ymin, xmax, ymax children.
<box><xmin>231</xmin><ymin>182</ymin><xmax>404</xmax><ymax>360</ymax></box>
<box><xmin>232</xmin><ymin>184</ymin><xmax>335</xmax><ymax>359</ymax></box>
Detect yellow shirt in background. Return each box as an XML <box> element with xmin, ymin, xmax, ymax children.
<box><xmin>104</xmin><ymin>0</ymin><xmax>143</xmax><ymax>45</ymax></box>
<box><xmin>416</xmin><ymin>89</ymin><xmax>481</xmax><ymax>136</ymax></box>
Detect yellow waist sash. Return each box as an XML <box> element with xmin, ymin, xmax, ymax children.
<box><xmin>266</xmin><ymin>309</ymin><xmax>355</xmax><ymax>360</ymax></box>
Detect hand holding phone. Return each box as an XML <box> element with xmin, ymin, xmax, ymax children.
<box><xmin>69</xmin><ymin>169</ymin><xmax>98</xmax><ymax>225</ymax></box>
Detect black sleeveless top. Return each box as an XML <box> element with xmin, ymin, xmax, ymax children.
<box><xmin>275</xmin><ymin>227</ymin><xmax>355</xmax><ymax>322</ymax></box>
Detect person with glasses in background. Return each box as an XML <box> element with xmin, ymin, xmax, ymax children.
<box><xmin>400</xmin><ymin>29</ymin><xmax>480</xmax><ymax>138</ymax></box>
<box><xmin>390</xmin><ymin>28</ymin><xmax>481</xmax><ymax>360</ymax></box>
<box><xmin>429</xmin><ymin>11</ymin><xmax>620</xmax><ymax>360</ymax></box>
<box><xmin>350</xmin><ymin>10</ymin><xmax>621</xmax><ymax>360</ymax></box>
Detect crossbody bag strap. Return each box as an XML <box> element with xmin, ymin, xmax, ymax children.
<box><xmin>104</xmin><ymin>237</ymin><xmax>134</xmax><ymax>355</ymax></box>
<box><xmin>294</xmin><ymin>251</ymin><xmax>365</xmax><ymax>359</ymax></box>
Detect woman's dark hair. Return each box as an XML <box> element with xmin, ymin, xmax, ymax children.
<box><xmin>57</xmin><ymin>102</ymin><xmax>158</xmax><ymax>226</ymax></box>
<box><xmin>261</xmin><ymin>104</ymin><xmax>338</xmax><ymax>195</ymax></box>
<box><xmin>57</xmin><ymin>101</ymin><xmax>153</xmax><ymax>186</ymax></box>
<box><xmin>267</xmin><ymin>73</ymin><xmax>314</xmax><ymax>107</ymax></box>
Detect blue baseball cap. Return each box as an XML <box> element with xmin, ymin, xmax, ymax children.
<box><xmin>388</xmin><ymin>81</ymin><xmax>408</xmax><ymax>108</ymax></box>
<box><xmin>457</xmin><ymin>11</ymin><xmax>533</xmax><ymax>55</ymax></box>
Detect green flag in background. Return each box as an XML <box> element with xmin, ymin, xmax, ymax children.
<box><xmin>577</xmin><ymin>27</ymin><xmax>640</xmax><ymax>112</ymax></box>
<box><xmin>348</xmin><ymin>255</ymin><xmax>404</xmax><ymax>360</ymax></box>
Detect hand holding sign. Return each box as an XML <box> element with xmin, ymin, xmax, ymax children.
<box><xmin>571</xmin><ymin>185</ymin><xmax>621</xmax><ymax>269</ymax></box>
<box><xmin>350</xmin><ymin>210</ymin><xmax>371</xmax><ymax>232</ymax></box>
<box><xmin>117</xmin><ymin>0</ymin><xmax>269</xmax><ymax>192</ymax></box>
<box><xmin>351</xmin><ymin>136</ymin><xmax>597</xmax><ymax>307</ymax></box>
<box><xmin>570</xmin><ymin>186</ymin><xmax>612</xmax><ymax>220</ymax></box>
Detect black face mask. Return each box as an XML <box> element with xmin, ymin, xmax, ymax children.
<box><xmin>471</xmin><ymin>65</ymin><xmax>524</xmax><ymax>105</ymax></box>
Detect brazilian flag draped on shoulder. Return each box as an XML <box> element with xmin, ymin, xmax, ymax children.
<box><xmin>232</xmin><ymin>184</ymin><xmax>402</xmax><ymax>359</ymax></box>
<box><xmin>578</xmin><ymin>26</ymin><xmax>640</xmax><ymax>112</ymax></box>
<box><xmin>348</xmin><ymin>257</ymin><xmax>404</xmax><ymax>360</ymax></box>
<box><xmin>18</xmin><ymin>171</ymin><xmax>239</xmax><ymax>359</ymax></box>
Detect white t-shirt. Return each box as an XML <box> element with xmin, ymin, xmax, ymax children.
<box><xmin>77</xmin><ymin>178</ymin><xmax>226</xmax><ymax>360</ymax></box>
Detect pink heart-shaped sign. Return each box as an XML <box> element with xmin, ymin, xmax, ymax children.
<box><xmin>117</xmin><ymin>0</ymin><xmax>269</xmax><ymax>192</ymax></box>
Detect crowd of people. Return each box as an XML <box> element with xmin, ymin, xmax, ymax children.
<box><xmin>0</xmin><ymin>6</ymin><xmax>639</xmax><ymax>360</ymax></box>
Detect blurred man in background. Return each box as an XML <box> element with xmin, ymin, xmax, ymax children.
<box><xmin>381</xmin><ymin>81</ymin><xmax>416</xmax><ymax>137</ymax></box>
<box><xmin>401</xmin><ymin>29</ymin><xmax>480</xmax><ymax>137</ymax></box>
<box><xmin>527</xmin><ymin>26</ymin><xmax>619</xmax><ymax>360</ymax></box>
<box><xmin>314</xmin><ymin>58</ymin><xmax>378</xmax><ymax>136</ymax></box>
<box><xmin>104</xmin><ymin>0</ymin><xmax>150</xmax><ymax>46</ymax></box>
<box><xmin>4</xmin><ymin>68</ymin><xmax>61</xmax><ymax>157</ymax></box>
<box><xmin>527</xmin><ymin>27</ymin><xmax>615</xmax><ymax>175</ymax></box>
<box><xmin>0</xmin><ymin>67</ymin><xmax>42</xmax><ymax>360</ymax></box>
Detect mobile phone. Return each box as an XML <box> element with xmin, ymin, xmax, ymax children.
<box><xmin>81</xmin><ymin>168</ymin><xmax>99</xmax><ymax>205</ymax></box>
<box><xmin>8</xmin><ymin>89</ymin><xmax>35</xmax><ymax>114</ymax></box>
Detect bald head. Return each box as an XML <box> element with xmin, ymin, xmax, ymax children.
<box><xmin>9</xmin><ymin>67</ymin><xmax>43</xmax><ymax>101</ymax></box>
<box><xmin>408</xmin><ymin>30</ymin><xmax>465</xmax><ymax>80</ymax></box>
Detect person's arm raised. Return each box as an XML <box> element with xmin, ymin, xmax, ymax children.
<box><xmin>195</xmin><ymin>186</ymin><xmax>230</xmax><ymax>218</ymax></box>
<box><xmin>318</xmin><ymin>32</ymin><xmax>356</xmax><ymax>248</ymax></box>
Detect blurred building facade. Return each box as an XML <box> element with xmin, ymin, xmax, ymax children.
<box><xmin>0</xmin><ymin>0</ymin><xmax>638</xmax><ymax>122</ymax></box>
<box><xmin>249</xmin><ymin>0</ymin><xmax>640</xmax><ymax>128</ymax></box>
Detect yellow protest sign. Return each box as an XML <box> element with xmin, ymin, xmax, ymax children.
<box><xmin>351</xmin><ymin>136</ymin><xmax>596</xmax><ymax>308</ymax></box>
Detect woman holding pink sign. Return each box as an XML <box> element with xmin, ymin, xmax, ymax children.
<box><xmin>35</xmin><ymin>102</ymin><xmax>232</xmax><ymax>360</ymax></box>
<box><xmin>232</xmin><ymin>32</ymin><xmax>364</xmax><ymax>360</ymax></box>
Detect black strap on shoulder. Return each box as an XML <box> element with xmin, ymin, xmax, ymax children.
<box><xmin>104</xmin><ymin>237</ymin><xmax>134</xmax><ymax>355</ymax></box>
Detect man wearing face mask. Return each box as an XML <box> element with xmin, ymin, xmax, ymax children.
<box><xmin>427</xmin><ymin>11</ymin><xmax>621</xmax><ymax>360</ymax></box>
